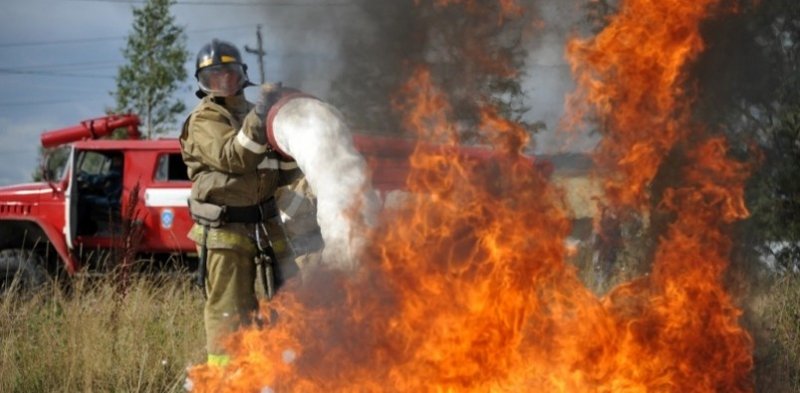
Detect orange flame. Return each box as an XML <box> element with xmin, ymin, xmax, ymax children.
<box><xmin>567</xmin><ymin>0</ymin><xmax>722</xmax><ymax>210</ymax></box>
<box><xmin>187</xmin><ymin>0</ymin><xmax>753</xmax><ymax>391</ymax></box>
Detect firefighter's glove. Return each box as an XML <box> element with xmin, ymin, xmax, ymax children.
<box><xmin>246</xmin><ymin>83</ymin><xmax>281</xmax><ymax>145</ymax></box>
<box><xmin>253</xmin><ymin>82</ymin><xmax>282</xmax><ymax>120</ymax></box>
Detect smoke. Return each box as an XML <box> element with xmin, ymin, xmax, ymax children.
<box><xmin>690</xmin><ymin>2</ymin><xmax>781</xmax><ymax>128</ymax></box>
<box><xmin>254</xmin><ymin>2</ymin><xmax>517</xmax><ymax>139</ymax></box>
<box><xmin>326</xmin><ymin>1</ymin><xmax>440</xmax><ymax>132</ymax></box>
<box><xmin>181</xmin><ymin>1</ymin><xmax>601</xmax><ymax>154</ymax></box>
<box><xmin>321</xmin><ymin>0</ymin><xmax>600</xmax><ymax>154</ymax></box>
<box><xmin>523</xmin><ymin>0</ymin><xmax>599</xmax><ymax>154</ymax></box>
<box><xmin>271</xmin><ymin>97</ymin><xmax>378</xmax><ymax>269</ymax></box>
<box><xmin>252</xmin><ymin>4</ymin><xmax>360</xmax><ymax>95</ymax></box>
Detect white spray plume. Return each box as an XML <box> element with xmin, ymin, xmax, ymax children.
<box><xmin>271</xmin><ymin>97</ymin><xmax>378</xmax><ymax>269</ymax></box>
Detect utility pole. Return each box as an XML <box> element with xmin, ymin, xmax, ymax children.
<box><xmin>245</xmin><ymin>25</ymin><xmax>266</xmax><ymax>84</ymax></box>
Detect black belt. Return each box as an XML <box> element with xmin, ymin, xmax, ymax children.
<box><xmin>225</xmin><ymin>198</ymin><xmax>278</xmax><ymax>223</ymax></box>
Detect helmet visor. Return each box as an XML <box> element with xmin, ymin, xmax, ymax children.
<box><xmin>197</xmin><ymin>63</ymin><xmax>247</xmax><ymax>97</ymax></box>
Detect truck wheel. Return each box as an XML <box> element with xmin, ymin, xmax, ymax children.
<box><xmin>0</xmin><ymin>249</ymin><xmax>49</xmax><ymax>292</ymax></box>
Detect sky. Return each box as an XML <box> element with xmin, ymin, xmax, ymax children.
<box><xmin>0</xmin><ymin>0</ymin><xmax>587</xmax><ymax>186</ymax></box>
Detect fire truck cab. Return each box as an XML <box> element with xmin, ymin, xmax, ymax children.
<box><xmin>0</xmin><ymin>115</ymin><xmax>199</xmax><ymax>290</ymax></box>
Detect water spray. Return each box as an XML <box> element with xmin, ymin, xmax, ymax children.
<box><xmin>265</xmin><ymin>93</ymin><xmax>378</xmax><ymax>269</ymax></box>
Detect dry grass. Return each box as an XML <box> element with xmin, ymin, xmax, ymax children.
<box><xmin>0</xmin><ymin>273</ymin><xmax>205</xmax><ymax>393</ymax></box>
<box><xmin>1</xmin><ymin>252</ymin><xmax>796</xmax><ymax>392</ymax></box>
<box><xmin>751</xmin><ymin>273</ymin><xmax>800</xmax><ymax>392</ymax></box>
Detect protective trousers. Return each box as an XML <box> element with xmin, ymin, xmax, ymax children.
<box><xmin>203</xmin><ymin>246</ymin><xmax>258</xmax><ymax>365</ymax></box>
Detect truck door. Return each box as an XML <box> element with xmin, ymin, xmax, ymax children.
<box><xmin>65</xmin><ymin>148</ymin><xmax>78</xmax><ymax>249</ymax></box>
<box><xmin>67</xmin><ymin>150</ymin><xmax>124</xmax><ymax>243</ymax></box>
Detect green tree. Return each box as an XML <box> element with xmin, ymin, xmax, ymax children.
<box><xmin>113</xmin><ymin>0</ymin><xmax>189</xmax><ymax>139</ymax></box>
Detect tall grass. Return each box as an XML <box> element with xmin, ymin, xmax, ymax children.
<box><xmin>752</xmin><ymin>272</ymin><xmax>800</xmax><ymax>392</ymax></box>
<box><xmin>1</xmin><ymin>253</ymin><xmax>797</xmax><ymax>392</ymax></box>
<box><xmin>0</xmin><ymin>273</ymin><xmax>204</xmax><ymax>393</ymax></box>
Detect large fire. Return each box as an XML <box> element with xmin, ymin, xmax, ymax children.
<box><xmin>187</xmin><ymin>0</ymin><xmax>753</xmax><ymax>391</ymax></box>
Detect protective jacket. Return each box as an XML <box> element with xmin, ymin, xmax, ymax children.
<box><xmin>180</xmin><ymin>94</ymin><xmax>301</xmax><ymax>250</ymax></box>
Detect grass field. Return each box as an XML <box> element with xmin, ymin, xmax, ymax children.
<box><xmin>1</xmin><ymin>265</ymin><xmax>797</xmax><ymax>392</ymax></box>
<box><xmin>0</xmin><ymin>273</ymin><xmax>204</xmax><ymax>393</ymax></box>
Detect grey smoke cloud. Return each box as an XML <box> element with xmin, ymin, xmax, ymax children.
<box><xmin>523</xmin><ymin>0</ymin><xmax>598</xmax><ymax>154</ymax></box>
<box><xmin>230</xmin><ymin>0</ymin><xmax>596</xmax><ymax>153</ymax></box>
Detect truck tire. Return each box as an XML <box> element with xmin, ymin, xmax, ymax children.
<box><xmin>0</xmin><ymin>249</ymin><xmax>49</xmax><ymax>292</ymax></box>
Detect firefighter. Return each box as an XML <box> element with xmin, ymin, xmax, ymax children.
<box><xmin>179</xmin><ymin>39</ymin><xmax>300</xmax><ymax>367</ymax></box>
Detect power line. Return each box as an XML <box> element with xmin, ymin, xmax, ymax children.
<box><xmin>0</xmin><ymin>98</ymin><xmax>108</xmax><ymax>107</ymax></box>
<box><xmin>0</xmin><ymin>68</ymin><xmax>115</xmax><ymax>79</ymax></box>
<box><xmin>0</xmin><ymin>36</ymin><xmax>123</xmax><ymax>49</ymax></box>
<box><xmin>0</xmin><ymin>25</ymin><xmax>254</xmax><ymax>49</ymax></box>
<box><xmin>69</xmin><ymin>0</ymin><xmax>354</xmax><ymax>6</ymax></box>
<box><xmin>1</xmin><ymin>48</ymin><xmax>338</xmax><ymax>72</ymax></box>
<box><xmin>13</xmin><ymin>60</ymin><xmax>121</xmax><ymax>70</ymax></box>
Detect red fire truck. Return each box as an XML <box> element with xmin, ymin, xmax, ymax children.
<box><xmin>0</xmin><ymin>115</ymin><xmax>191</xmax><ymax>288</ymax></box>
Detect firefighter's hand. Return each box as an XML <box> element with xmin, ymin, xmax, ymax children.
<box><xmin>254</xmin><ymin>82</ymin><xmax>282</xmax><ymax>119</ymax></box>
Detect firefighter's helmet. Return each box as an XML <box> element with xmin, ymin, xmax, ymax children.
<box><xmin>194</xmin><ymin>39</ymin><xmax>251</xmax><ymax>97</ymax></box>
